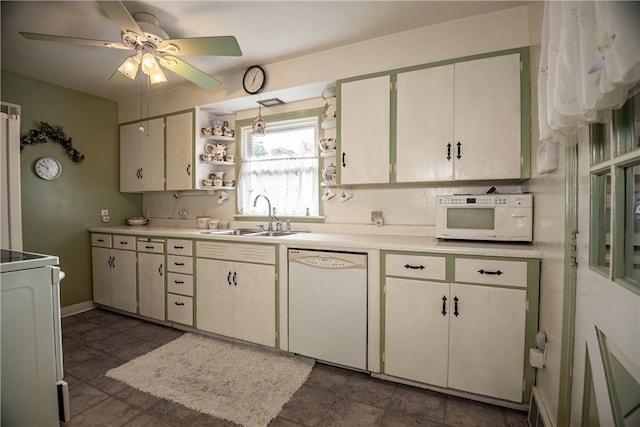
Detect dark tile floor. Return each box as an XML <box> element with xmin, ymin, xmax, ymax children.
<box><xmin>61</xmin><ymin>308</ymin><xmax>528</xmax><ymax>427</ymax></box>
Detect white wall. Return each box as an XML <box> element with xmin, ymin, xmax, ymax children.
<box><xmin>138</xmin><ymin>6</ymin><xmax>533</xmax><ymax>227</ymax></box>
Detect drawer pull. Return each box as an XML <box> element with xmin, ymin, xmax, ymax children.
<box><xmin>174</xmin><ymin>262</ymin><xmax>185</xmax><ymax>266</ymax></box>
<box><xmin>145</xmin><ymin>245</ymin><xmax>154</xmax><ymax>249</ymax></box>
<box><xmin>174</xmin><ymin>280</ymin><xmax>184</xmax><ymax>285</ymax></box>
<box><xmin>174</xmin><ymin>245</ymin><xmax>184</xmax><ymax>249</ymax></box>
<box><xmin>174</xmin><ymin>301</ymin><xmax>185</xmax><ymax>306</ymax></box>
<box><xmin>478</xmin><ymin>269</ymin><xmax>503</xmax><ymax>276</ymax></box>
<box><xmin>97</xmin><ymin>239</ymin><xmax>104</xmax><ymax>243</ymax></box>
<box><xmin>441</xmin><ymin>295</ymin><xmax>447</xmax><ymax>316</ymax></box>
<box><xmin>120</xmin><ymin>241</ymin><xmax>128</xmax><ymax>245</ymax></box>
<box><xmin>404</xmin><ymin>264</ymin><xmax>425</xmax><ymax>270</ymax></box>
<box><xmin>453</xmin><ymin>296</ymin><xmax>459</xmax><ymax>317</ymax></box>
<box><xmin>227</xmin><ymin>271</ymin><xmax>232</xmax><ymax>286</ymax></box>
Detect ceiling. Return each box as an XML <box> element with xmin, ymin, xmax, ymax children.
<box><xmin>1</xmin><ymin>1</ymin><xmax>529</xmax><ymax>103</ymax></box>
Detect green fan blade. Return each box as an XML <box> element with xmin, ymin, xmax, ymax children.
<box><xmin>20</xmin><ymin>32</ymin><xmax>131</xmax><ymax>50</ymax></box>
<box><xmin>159</xmin><ymin>36</ymin><xmax>242</xmax><ymax>57</ymax></box>
<box><xmin>96</xmin><ymin>0</ymin><xmax>146</xmax><ymax>42</ymax></box>
<box><xmin>160</xmin><ymin>56</ymin><xmax>221</xmax><ymax>90</ymax></box>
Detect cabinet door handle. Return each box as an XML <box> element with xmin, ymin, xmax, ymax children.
<box><xmin>404</xmin><ymin>264</ymin><xmax>425</xmax><ymax>270</ymax></box>
<box><xmin>108</xmin><ymin>256</ymin><xmax>114</xmax><ymax>268</ymax></box>
<box><xmin>446</xmin><ymin>143</ymin><xmax>452</xmax><ymax>161</ymax></box>
<box><xmin>456</xmin><ymin>142</ymin><xmax>461</xmax><ymax>160</ymax></box>
<box><xmin>174</xmin><ymin>280</ymin><xmax>184</xmax><ymax>284</ymax></box>
<box><xmin>174</xmin><ymin>301</ymin><xmax>185</xmax><ymax>306</ymax></box>
<box><xmin>453</xmin><ymin>296</ymin><xmax>459</xmax><ymax>317</ymax></box>
<box><xmin>442</xmin><ymin>295</ymin><xmax>447</xmax><ymax>316</ymax></box>
<box><xmin>342</xmin><ymin>152</ymin><xmax>346</xmax><ymax>167</ymax></box>
<box><xmin>186</xmin><ymin>164</ymin><xmax>191</xmax><ymax>176</ymax></box>
<box><xmin>174</xmin><ymin>262</ymin><xmax>185</xmax><ymax>266</ymax></box>
<box><xmin>139</xmin><ymin>168</ymin><xmax>143</xmax><ymax>179</ymax></box>
<box><xmin>478</xmin><ymin>269</ymin><xmax>503</xmax><ymax>276</ymax></box>
<box><xmin>232</xmin><ymin>271</ymin><xmax>237</xmax><ymax>286</ymax></box>
<box><xmin>227</xmin><ymin>271</ymin><xmax>232</xmax><ymax>286</ymax></box>
<box><xmin>158</xmin><ymin>264</ymin><xmax>163</xmax><ymax>276</ymax></box>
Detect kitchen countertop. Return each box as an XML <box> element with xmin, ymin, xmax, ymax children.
<box><xmin>89</xmin><ymin>225</ymin><xmax>541</xmax><ymax>259</ymax></box>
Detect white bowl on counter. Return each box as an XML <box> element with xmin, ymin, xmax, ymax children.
<box><xmin>126</xmin><ymin>217</ymin><xmax>148</xmax><ymax>226</ymax></box>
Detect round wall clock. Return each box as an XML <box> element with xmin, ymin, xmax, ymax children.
<box><xmin>34</xmin><ymin>157</ymin><xmax>62</xmax><ymax>180</ymax></box>
<box><xmin>242</xmin><ymin>65</ymin><xmax>266</xmax><ymax>94</ymax></box>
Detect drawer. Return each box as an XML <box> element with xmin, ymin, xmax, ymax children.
<box><xmin>167</xmin><ymin>239</ymin><xmax>193</xmax><ymax>256</ymax></box>
<box><xmin>113</xmin><ymin>235</ymin><xmax>135</xmax><ymax>250</ymax></box>
<box><xmin>137</xmin><ymin>240</ymin><xmax>165</xmax><ymax>254</ymax></box>
<box><xmin>167</xmin><ymin>294</ymin><xmax>193</xmax><ymax>326</ymax></box>
<box><xmin>167</xmin><ymin>273</ymin><xmax>193</xmax><ymax>296</ymax></box>
<box><xmin>167</xmin><ymin>255</ymin><xmax>193</xmax><ymax>274</ymax></box>
<box><xmin>454</xmin><ymin>257</ymin><xmax>528</xmax><ymax>288</ymax></box>
<box><xmin>385</xmin><ymin>253</ymin><xmax>446</xmax><ymax>281</ymax></box>
<box><xmin>91</xmin><ymin>233</ymin><xmax>112</xmax><ymax>248</ymax></box>
<box><xmin>196</xmin><ymin>241</ymin><xmax>275</xmax><ymax>264</ymax></box>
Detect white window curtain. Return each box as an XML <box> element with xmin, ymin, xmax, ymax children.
<box><xmin>238</xmin><ymin>157</ymin><xmax>319</xmax><ymax>216</ymax></box>
<box><xmin>538</xmin><ymin>1</ymin><xmax>640</xmax><ymax>145</ymax></box>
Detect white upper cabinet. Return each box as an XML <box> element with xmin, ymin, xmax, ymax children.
<box><xmin>339</xmin><ymin>75</ymin><xmax>391</xmax><ymax>185</ymax></box>
<box><xmin>339</xmin><ymin>49</ymin><xmax>527</xmax><ymax>185</ymax></box>
<box><xmin>396</xmin><ymin>64</ymin><xmax>455</xmax><ymax>182</ymax></box>
<box><xmin>120</xmin><ymin>118</ymin><xmax>164</xmax><ymax>192</ymax></box>
<box><xmin>165</xmin><ymin>111</ymin><xmax>194</xmax><ymax>191</ymax></box>
<box><xmin>453</xmin><ymin>53</ymin><xmax>522</xmax><ymax>180</ymax></box>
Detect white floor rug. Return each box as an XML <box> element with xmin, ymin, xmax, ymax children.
<box><xmin>106</xmin><ymin>333</ymin><xmax>314</xmax><ymax>427</ymax></box>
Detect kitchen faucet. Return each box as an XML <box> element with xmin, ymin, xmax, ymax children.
<box><xmin>253</xmin><ymin>194</ymin><xmax>280</xmax><ymax>231</ymax></box>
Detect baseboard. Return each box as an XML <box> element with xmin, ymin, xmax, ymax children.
<box><xmin>529</xmin><ymin>386</ymin><xmax>554</xmax><ymax>427</ymax></box>
<box><xmin>61</xmin><ymin>300</ymin><xmax>96</xmax><ymax>317</ymax></box>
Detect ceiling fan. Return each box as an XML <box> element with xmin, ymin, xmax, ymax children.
<box><xmin>19</xmin><ymin>0</ymin><xmax>242</xmax><ymax>90</ymax></box>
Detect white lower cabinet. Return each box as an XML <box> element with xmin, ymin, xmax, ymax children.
<box><xmin>383</xmin><ymin>252</ymin><xmax>538</xmax><ymax>404</ymax></box>
<box><xmin>196</xmin><ymin>241</ymin><xmax>276</xmax><ymax>347</ymax></box>
<box><xmin>91</xmin><ymin>234</ymin><xmax>137</xmax><ymax>313</ymax></box>
<box><xmin>137</xmin><ymin>239</ymin><xmax>165</xmax><ymax>321</ymax></box>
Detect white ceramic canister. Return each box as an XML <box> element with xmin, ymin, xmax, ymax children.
<box><xmin>196</xmin><ymin>216</ymin><xmax>211</xmax><ymax>229</ymax></box>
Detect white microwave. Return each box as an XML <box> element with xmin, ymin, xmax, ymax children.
<box><xmin>435</xmin><ymin>194</ymin><xmax>533</xmax><ymax>242</ymax></box>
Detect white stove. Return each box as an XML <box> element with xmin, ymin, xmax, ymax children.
<box><xmin>1</xmin><ymin>249</ymin><xmax>69</xmax><ymax>425</ymax></box>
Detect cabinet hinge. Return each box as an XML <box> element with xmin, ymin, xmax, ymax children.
<box><xmin>383</xmin><ymin>285</ymin><xmax>386</xmax><ymax>295</ymax></box>
<box><xmin>525</xmin><ymin>299</ymin><xmax>529</xmax><ymax>311</ymax></box>
<box><xmin>382</xmin><ymin>352</ymin><xmax>385</xmax><ymax>363</ymax></box>
<box><xmin>523</xmin><ymin>379</ymin><xmax>526</xmax><ymax>391</ymax></box>
<box><xmin>274</xmin><ymin>272</ymin><xmax>278</xmax><ymax>282</ymax></box>
<box><xmin>520</xmin><ymin>61</ymin><xmax>523</xmax><ymax>72</ymax></box>
<box><xmin>568</xmin><ymin>229</ymin><xmax>578</xmax><ymax>266</ymax></box>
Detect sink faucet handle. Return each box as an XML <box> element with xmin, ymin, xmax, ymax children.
<box><xmin>258</xmin><ymin>224</ymin><xmax>264</xmax><ymax>231</ymax></box>
<box><xmin>286</xmin><ymin>220</ymin><xmax>291</xmax><ymax>232</ymax></box>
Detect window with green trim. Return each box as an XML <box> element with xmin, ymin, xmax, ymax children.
<box><xmin>236</xmin><ymin>112</ymin><xmax>320</xmax><ymax>217</ymax></box>
<box><xmin>590</xmin><ymin>88</ymin><xmax>640</xmax><ymax>295</ymax></box>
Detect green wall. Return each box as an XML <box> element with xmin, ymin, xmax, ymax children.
<box><xmin>1</xmin><ymin>71</ymin><xmax>142</xmax><ymax>307</ymax></box>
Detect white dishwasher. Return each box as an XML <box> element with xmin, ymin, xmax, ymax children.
<box><xmin>288</xmin><ymin>248</ymin><xmax>367</xmax><ymax>370</ymax></box>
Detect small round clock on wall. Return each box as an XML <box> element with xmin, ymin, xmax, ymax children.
<box><xmin>34</xmin><ymin>157</ymin><xmax>62</xmax><ymax>180</ymax></box>
<box><xmin>242</xmin><ymin>65</ymin><xmax>266</xmax><ymax>94</ymax></box>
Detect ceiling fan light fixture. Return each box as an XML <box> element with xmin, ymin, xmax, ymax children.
<box><xmin>149</xmin><ymin>68</ymin><xmax>167</xmax><ymax>84</ymax></box>
<box><xmin>117</xmin><ymin>54</ymin><xmax>140</xmax><ymax>80</ymax></box>
<box><xmin>141</xmin><ymin>52</ymin><xmax>158</xmax><ymax>74</ymax></box>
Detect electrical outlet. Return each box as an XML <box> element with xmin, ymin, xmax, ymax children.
<box><xmin>371</xmin><ymin>210</ymin><xmax>383</xmax><ymax>222</ymax></box>
<box><xmin>101</xmin><ymin>209</ymin><xmax>109</xmax><ymax>216</ymax></box>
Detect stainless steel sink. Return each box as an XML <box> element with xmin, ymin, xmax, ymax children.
<box><xmin>200</xmin><ymin>228</ymin><xmax>302</xmax><ymax>237</ymax></box>
<box><xmin>201</xmin><ymin>228</ymin><xmax>265</xmax><ymax>236</ymax></box>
